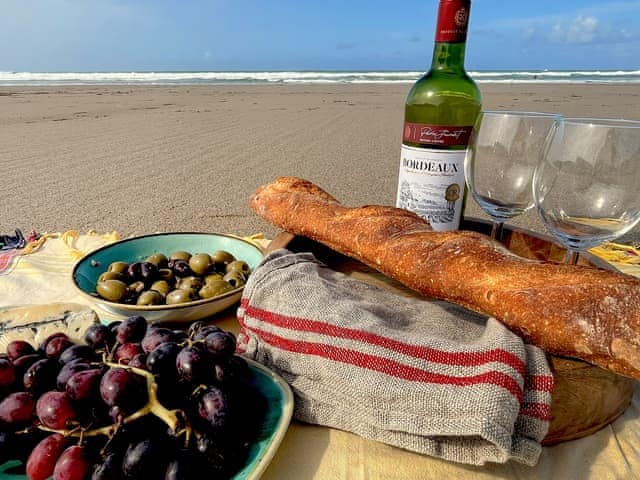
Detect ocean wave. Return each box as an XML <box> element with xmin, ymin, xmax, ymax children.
<box><xmin>0</xmin><ymin>70</ymin><xmax>639</xmax><ymax>86</ymax></box>
<box><xmin>470</xmin><ymin>70</ymin><xmax>640</xmax><ymax>78</ymax></box>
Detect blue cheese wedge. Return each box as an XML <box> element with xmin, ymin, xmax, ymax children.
<box><xmin>0</xmin><ymin>303</ymin><xmax>99</xmax><ymax>351</ymax></box>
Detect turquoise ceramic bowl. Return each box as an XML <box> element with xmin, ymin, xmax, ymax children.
<box><xmin>72</xmin><ymin>232</ymin><xmax>264</xmax><ymax>323</ymax></box>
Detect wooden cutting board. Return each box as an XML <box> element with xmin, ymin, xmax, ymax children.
<box><xmin>265</xmin><ymin>218</ymin><xmax>636</xmax><ymax>446</ymax></box>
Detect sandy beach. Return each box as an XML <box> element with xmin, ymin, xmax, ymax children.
<box><xmin>1</xmin><ymin>83</ymin><xmax>640</xmax><ymax>243</ymax></box>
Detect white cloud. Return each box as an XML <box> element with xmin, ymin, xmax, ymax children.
<box><xmin>544</xmin><ymin>13</ymin><xmax>640</xmax><ymax>45</ymax></box>
<box><xmin>551</xmin><ymin>15</ymin><xmax>599</xmax><ymax>44</ymax></box>
<box><xmin>476</xmin><ymin>2</ymin><xmax>640</xmax><ymax>48</ymax></box>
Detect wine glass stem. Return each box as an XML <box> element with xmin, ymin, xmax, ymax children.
<box><xmin>490</xmin><ymin>222</ymin><xmax>504</xmax><ymax>241</ymax></box>
<box><xmin>565</xmin><ymin>249</ymin><xmax>580</xmax><ymax>265</ymax></box>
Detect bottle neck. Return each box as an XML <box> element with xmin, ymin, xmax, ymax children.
<box><xmin>430</xmin><ymin>42</ymin><xmax>467</xmax><ymax>74</ymax></box>
<box><xmin>430</xmin><ymin>0</ymin><xmax>471</xmax><ymax>73</ymax></box>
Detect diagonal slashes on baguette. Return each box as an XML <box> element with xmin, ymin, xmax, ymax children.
<box><xmin>249</xmin><ymin>176</ymin><xmax>640</xmax><ymax>380</ymax></box>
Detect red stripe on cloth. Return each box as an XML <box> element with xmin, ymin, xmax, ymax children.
<box><xmin>0</xmin><ymin>251</ymin><xmax>17</xmax><ymax>274</ymax></box>
<box><xmin>243</xmin><ymin>324</ymin><xmax>524</xmax><ymax>402</ymax></box>
<box><xmin>520</xmin><ymin>402</ymin><xmax>553</xmax><ymax>421</ymax></box>
<box><xmin>239</xmin><ymin>299</ymin><xmax>526</xmax><ymax>377</ymax></box>
<box><xmin>526</xmin><ymin>374</ymin><xmax>554</xmax><ymax>393</ymax></box>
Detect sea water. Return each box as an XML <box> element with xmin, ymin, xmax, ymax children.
<box><xmin>0</xmin><ymin>70</ymin><xmax>639</xmax><ymax>86</ymax></box>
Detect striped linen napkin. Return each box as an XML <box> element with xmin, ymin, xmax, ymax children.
<box><xmin>237</xmin><ymin>249</ymin><xmax>554</xmax><ymax>466</ymax></box>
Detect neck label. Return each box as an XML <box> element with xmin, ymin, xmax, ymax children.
<box><xmin>435</xmin><ymin>0</ymin><xmax>471</xmax><ymax>43</ymax></box>
<box><xmin>403</xmin><ymin>122</ymin><xmax>472</xmax><ymax>146</ymax></box>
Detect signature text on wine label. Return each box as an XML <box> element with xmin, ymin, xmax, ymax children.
<box><xmin>403</xmin><ymin>122</ymin><xmax>472</xmax><ymax>146</ymax></box>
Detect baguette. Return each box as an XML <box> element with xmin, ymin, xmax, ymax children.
<box><xmin>249</xmin><ymin>176</ymin><xmax>640</xmax><ymax>380</ymax></box>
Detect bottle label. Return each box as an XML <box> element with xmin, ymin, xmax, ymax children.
<box><xmin>403</xmin><ymin>122</ymin><xmax>472</xmax><ymax>146</ymax></box>
<box><xmin>435</xmin><ymin>0</ymin><xmax>471</xmax><ymax>43</ymax></box>
<box><xmin>396</xmin><ymin>145</ymin><xmax>466</xmax><ymax>231</ymax></box>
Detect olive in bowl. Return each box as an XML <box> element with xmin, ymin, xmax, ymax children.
<box><xmin>72</xmin><ymin>232</ymin><xmax>264</xmax><ymax>323</ymax></box>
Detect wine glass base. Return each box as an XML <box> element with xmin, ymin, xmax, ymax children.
<box><xmin>490</xmin><ymin>222</ymin><xmax>505</xmax><ymax>242</ymax></box>
<box><xmin>564</xmin><ymin>249</ymin><xmax>581</xmax><ymax>265</ymax></box>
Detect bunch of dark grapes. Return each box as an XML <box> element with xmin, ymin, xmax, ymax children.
<box><xmin>0</xmin><ymin>316</ymin><xmax>266</xmax><ymax>479</ymax></box>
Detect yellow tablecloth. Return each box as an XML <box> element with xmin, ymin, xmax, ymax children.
<box><xmin>1</xmin><ymin>231</ymin><xmax>640</xmax><ymax>480</ymax></box>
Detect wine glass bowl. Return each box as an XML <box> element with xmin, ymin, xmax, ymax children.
<box><xmin>465</xmin><ymin>110</ymin><xmax>560</xmax><ymax>240</ymax></box>
<box><xmin>533</xmin><ymin>117</ymin><xmax>640</xmax><ymax>264</ymax></box>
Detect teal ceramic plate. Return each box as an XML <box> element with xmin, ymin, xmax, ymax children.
<box><xmin>0</xmin><ymin>358</ymin><xmax>293</xmax><ymax>480</ymax></box>
<box><xmin>234</xmin><ymin>359</ymin><xmax>294</xmax><ymax>479</ymax></box>
<box><xmin>72</xmin><ymin>232</ymin><xmax>264</xmax><ymax>323</ymax></box>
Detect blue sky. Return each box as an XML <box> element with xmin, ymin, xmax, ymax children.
<box><xmin>1</xmin><ymin>0</ymin><xmax>639</xmax><ymax>72</ymax></box>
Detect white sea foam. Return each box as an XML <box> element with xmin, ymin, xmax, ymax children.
<box><xmin>0</xmin><ymin>70</ymin><xmax>639</xmax><ymax>86</ymax></box>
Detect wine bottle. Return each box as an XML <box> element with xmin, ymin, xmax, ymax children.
<box><xmin>396</xmin><ymin>0</ymin><xmax>481</xmax><ymax>231</ymax></box>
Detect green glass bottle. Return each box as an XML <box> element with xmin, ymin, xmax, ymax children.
<box><xmin>396</xmin><ymin>0</ymin><xmax>481</xmax><ymax>231</ymax></box>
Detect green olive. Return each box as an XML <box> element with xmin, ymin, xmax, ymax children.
<box><xmin>94</xmin><ymin>249</ymin><xmax>251</xmax><ymax>306</ymax></box>
<box><xmin>137</xmin><ymin>290</ymin><xmax>163</xmax><ymax>306</ymax></box>
<box><xmin>204</xmin><ymin>273</ymin><xmax>224</xmax><ymax>284</ymax></box>
<box><xmin>96</xmin><ymin>279</ymin><xmax>128</xmax><ymax>302</ymax></box>
<box><xmin>189</xmin><ymin>253</ymin><xmax>212</xmax><ymax>276</ymax></box>
<box><xmin>223</xmin><ymin>271</ymin><xmax>246</xmax><ymax>289</ymax></box>
<box><xmin>98</xmin><ymin>271</ymin><xmax>124</xmax><ymax>283</ymax></box>
<box><xmin>166</xmin><ymin>289</ymin><xmax>195</xmax><ymax>305</ymax></box>
<box><xmin>169</xmin><ymin>251</ymin><xmax>191</xmax><ymax>262</ymax></box>
<box><xmin>177</xmin><ymin>276</ymin><xmax>203</xmax><ymax>291</ymax></box>
<box><xmin>146</xmin><ymin>253</ymin><xmax>168</xmax><ymax>268</ymax></box>
<box><xmin>226</xmin><ymin>260</ymin><xmax>250</xmax><ymax>276</ymax></box>
<box><xmin>150</xmin><ymin>280</ymin><xmax>171</xmax><ymax>296</ymax></box>
<box><xmin>211</xmin><ymin>250</ymin><xmax>235</xmax><ymax>270</ymax></box>
<box><xmin>108</xmin><ymin>261</ymin><xmax>129</xmax><ymax>275</ymax></box>
<box><xmin>198</xmin><ymin>280</ymin><xmax>233</xmax><ymax>299</ymax></box>
<box><xmin>128</xmin><ymin>281</ymin><xmax>146</xmax><ymax>296</ymax></box>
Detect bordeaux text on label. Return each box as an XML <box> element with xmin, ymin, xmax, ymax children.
<box><xmin>401</xmin><ymin>158</ymin><xmax>459</xmax><ymax>173</ymax></box>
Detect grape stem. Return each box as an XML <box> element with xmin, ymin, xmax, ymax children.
<box><xmin>38</xmin><ymin>361</ymin><xmax>191</xmax><ymax>441</ymax></box>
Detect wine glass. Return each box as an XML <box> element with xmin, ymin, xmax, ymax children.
<box><xmin>465</xmin><ymin>111</ymin><xmax>560</xmax><ymax>240</ymax></box>
<box><xmin>533</xmin><ymin>117</ymin><xmax>640</xmax><ymax>265</ymax></box>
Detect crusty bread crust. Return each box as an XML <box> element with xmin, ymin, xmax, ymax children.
<box><xmin>249</xmin><ymin>176</ymin><xmax>640</xmax><ymax>380</ymax></box>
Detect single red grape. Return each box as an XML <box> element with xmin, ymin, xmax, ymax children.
<box><xmin>39</xmin><ymin>332</ymin><xmax>70</xmax><ymax>353</ymax></box>
<box><xmin>122</xmin><ymin>438</ymin><xmax>166</xmax><ymax>478</ymax></box>
<box><xmin>12</xmin><ymin>353</ymin><xmax>43</xmax><ymax>380</ymax></box>
<box><xmin>83</xmin><ymin>323</ymin><xmax>115</xmax><ymax>350</ymax></box>
<box><xmin>6</xmin><ymin>340</ymin><xmax>36</xmax><ymax>360</ymax></box>
<box><xmin>56</xmin><ymin>361</ymin><xmax>92</xmax><ymax>391</ymax></box>
<box><xmin>128</xmin><ymin>353</ymin><xmax>148</xmax><ymax>370</ymax></box>
<box><xmin>26</xmin><ymin>433</ymin><xmax>68</xmax><ymax>480</ymax></box>
<box><xmin>0</xmin><ymin>391</ymin><xmax>36</xmax><ymax>425</ymax></box>
<box><xmin>58</xmin><ymin>344</ymin><xmax>98</xmax><ymax>365</ymax></box>
<box><xmin>191</xmin><ymin>325</ymin><xmax>222</xmax><ymax>342</ymax></box>
<box><xmin>204</xmin><ymin>330</ymin><xmax>236</xmax><ymax>358</ymax></box>
<box><xmin>23</xmin><ymin>358</ymin><xmax>59</xmax><ymax>394</ymax></box>
<box><xmin>197</xmin><ymin>385</ymin><xmax>230</xmax><ymax>432</ymax></box>
<box><xmin>140</xmin><ymin>327</ymin><xmax>177</xmax><ymax>354</ymax></box>
<box><xmin>36</xmin><ymin>391</ymin><xmax>78</xmax><ymax>430</ymax></box>
<box><xmin>45</xmin><ymin>336</ymin><xmax>75</xmax><ymax>360</ymax></box>
<box><xmin>53</xmin><ymin>444</ymin><xmax>92</xmax><ymax>480</ymax></box>
<box><xmin>99</xmin><ymin>367</ymin><xmax>148</xmax><ymax>413</ymax></box>
<box><xmin>114</xmin><ymin>342</ymin><xmax>144</xmax><ymax>365</ymax></box>
<box><xmin>0</xmin><ymin>357</ymin><xmax>16</xmax><ymax>391</ymax></box>
<box><xmin>66</xmin><ymin>368</ymin><xmax>103</xmax><ymax>402</ymax></box>
<box><xmin>115</xmin><ymin>316</ymin><xmax>147</xmax><ymax>344</ymax></box>
<box><xmin>175</xmin><ymin>343</ymin><xmax>211</xmax><ymax>384</ymax></box>
<box><xmin>146</xmin><ymin>342</ymin><xmax>180</xmax><ymax>378</ymax></box>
